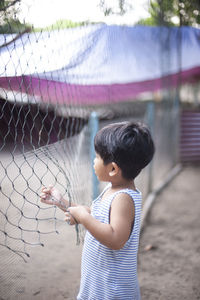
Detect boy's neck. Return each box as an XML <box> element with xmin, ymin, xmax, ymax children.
<box><xmin>110</xmin><ymin>178</ymin><xmax>136</xmax><ymax>191</ymax></box>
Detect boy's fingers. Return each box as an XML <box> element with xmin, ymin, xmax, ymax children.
<box><xmin>65</xmin><ymin>210</ymin><xmax>78</xmax><ymax>225</ymax></box>
<box><xmin>64</xmin><ymin>216</ymin><xmax>75</xmax><ymax>225</ymax></box>
<box><xmin>41</xmin><ymin>189</ymin><xmax>52</xmax><ymax>196</ymax></box>
<box><xmin>41</xmin><ymin>185</ymin><xmax>53</xmax><ymax>192</ymax></box>
<box><xmin>40</xmin><ymin>197</ymin><xmax>46</xmax><ymax>202</ymax></box>
<box><xmin>40</xmin><ymin>191</ymin><xmax>47</xmax><ymax>196</ymax></box>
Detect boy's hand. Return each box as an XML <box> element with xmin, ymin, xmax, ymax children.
<box><xmin>65</xmin><ymin>206</ymin><xmax>89</xmax><ymax>225</ymax></box>
<box><xmin>40</xmin><ymin>185</ymin><xmax>66</xmax><ymax>208</ymax></box>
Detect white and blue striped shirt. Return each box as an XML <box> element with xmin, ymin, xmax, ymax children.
<box><xmin>77</xmin><ymin>186</ymin><xmax>142</xmax><ymax>300</ymax></box>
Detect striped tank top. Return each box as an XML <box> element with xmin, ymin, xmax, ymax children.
<box><xmin>77</xmin><ymin>185</ymin><xmax>142</xmax><ymax>300</ymax></box>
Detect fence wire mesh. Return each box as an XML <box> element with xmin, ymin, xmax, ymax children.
<box><xmin>0</xmin><ymin>1</ymin><xmax>184</xmax><ymax>298</ymax></box>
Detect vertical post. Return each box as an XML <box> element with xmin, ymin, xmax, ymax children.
<box><xmin>173</xmin><ymin>23</ymin><xmax>182</xmax><ymax>165</ymax></box>
<box><xmin>147</xmin><ymin>101</ymin><xmax>155</xmax><ymax>193</ymax></box>
<box><xmin>89</xmin><ymin>111</ymin><xmax>99</xmax><ymax>200</ymax></box>
<box><xmin>174</xmin><ymin>88</ymin><xmax>180</xmax><ymax>165</ymax></box>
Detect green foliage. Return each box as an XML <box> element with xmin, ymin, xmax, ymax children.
<box><xmin>33</xmin><ymin>19</ymin><xmax>97</xmax><ymax>32</ymax></box>
<box><xmin>0</xmin><ymin>0</ymin><xmax>31</xmax><ymax>33</ymax></box>
<box><xmin>178</xmin><ymin>0</ymin><xmax>200</xmax><ymax>26</ymax></box>
<box><xmin>0</xmin><ymin>19</ymin><xmax>31</xmax><ymax>34</ymax></box>
<box><xmin>137</xmin><ymin>17</ymin><xmax>160</xmax><ymax>27</ymax></box>
<box><xmin>137</xmin><ymin>0</ymin><xmax>200</xmax><ymax>27</ymax></box>
<box><xmin>0</xmin><ymin>0</ymin><xmax>20</xmax><ymax>23</ymax></box>
<box><xmin>99</xmin><ymin>0</ymin><xmax>132</xmax><ymax>16</ymax></box>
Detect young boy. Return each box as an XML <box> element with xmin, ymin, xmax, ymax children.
<box><xmin>40</xmin><ymin>121</ymin><xmax>155</xmax><ymax>299</ymax></box>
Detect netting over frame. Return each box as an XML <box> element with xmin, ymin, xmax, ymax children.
<box><xmin>0</xmin><ymin>96</ymin><xmax>90</xmax><ymax>260</ymax></box>
<box><xmin>1</xmin><ymin>0</ymin><xmax>199</xmax><ymax>268</ymax></box>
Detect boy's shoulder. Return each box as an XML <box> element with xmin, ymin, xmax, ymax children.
<box><xmin>111</xmin><ymin>188</ymin><xmax>142</xmax><ymax>207</ymax></box>
<box><xmin>111</xmin><ymin>188</ymin><xmax>140</xmax><ymax>203</ymax></box>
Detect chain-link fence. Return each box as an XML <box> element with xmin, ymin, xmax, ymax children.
<box><xmin>0</xmin><ymin>1</ymin><xmax>191</xmax><ymax>298</ymax></box>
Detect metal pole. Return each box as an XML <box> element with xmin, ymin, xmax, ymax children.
<box><xmin>147</xmin><ymin>101</ymin><xmax>155</xmax><ymax>193</ymax></box>
<box><xmin>89</xmin><ymin>111</ymin><xmax>99</xmax><ymax>200</ymax></box>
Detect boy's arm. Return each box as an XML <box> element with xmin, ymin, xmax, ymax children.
<box><xmin>67</xmin><ymin>193</ymin><xmax>135</xmax><ymax>250</ymax></box>
<box><xmin>40</xmin><ymin>186</ymin><xmax>76</xmax><ymax>212</ymax></box>
<box><xmin>40</xmin><ymin>186</ymin><xmax>91</xmax><ymax>220</ymax></box>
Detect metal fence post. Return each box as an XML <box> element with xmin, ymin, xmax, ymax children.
<box><xmin>147</xmin><ymin>100</ymin><xmax>155</xmax><ymax>193</ymax></box>
<box><xmin>89</xmin><ymin>111</ymin><xmax>99</xmax><ymax>200</ymax></box>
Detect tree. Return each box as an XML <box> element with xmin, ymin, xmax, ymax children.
<box><xmin>99</xmin><ymin>0</ymin><xmax>132</xmax><ymax>16</ymax></box>
<box><xmin>0</xmin><ymin>0</ymin><xmax>30</xmax><ymax>33</ymax></box>
<box><xmin>137</xmin><ymin>0</ymin><xmax>200</xmax><ymax>27</ymax></box>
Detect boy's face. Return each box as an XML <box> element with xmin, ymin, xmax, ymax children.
<box><xmin>93</xmin><ymin>153</ymin><xmax>110</xmax><ymax>182</ymax></box>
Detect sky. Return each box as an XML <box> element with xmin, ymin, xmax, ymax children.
<box><xmin>18</xmin><ymin>0</ymin><xmax>150</xmax><ymax>27</ymax></box>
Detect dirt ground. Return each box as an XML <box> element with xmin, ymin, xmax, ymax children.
<box><xmin>138</xmin><ymin>164</ymin><xmax>200</xmax><ymax>300</ymax></box>
<box><xmin>0</xmin><ymin>165</ymin><xmax>200</xmax><ymax>300</ymax></box>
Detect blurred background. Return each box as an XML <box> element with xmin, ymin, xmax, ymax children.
<box><xmin>0</xmin><ymin>0</ymin><xmax>200</xmax><ymax>299</ymax></box>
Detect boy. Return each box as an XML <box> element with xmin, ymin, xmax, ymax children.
<box><xmin>41</xmin><ymin>121</ymin><xmax>155</xmax><ymax>299</ymax></box>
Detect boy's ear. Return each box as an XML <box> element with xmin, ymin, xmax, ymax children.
<box><xmin>109</xmin><ymin>162</ymin><xmax>120</xmax><ymax>177</ymax></box>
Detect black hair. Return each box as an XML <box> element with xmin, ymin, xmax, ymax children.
<box><xmin>94</xmin><ymin>121</ymin><xmax>155</xmax><ymax>180</ymax></box>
